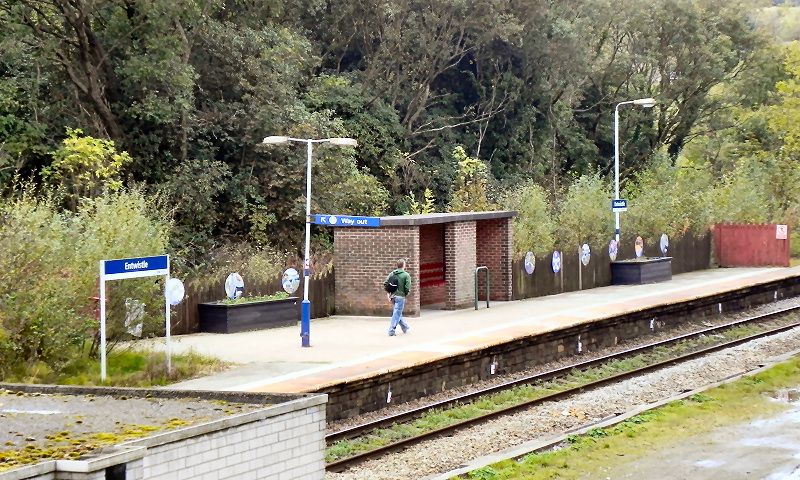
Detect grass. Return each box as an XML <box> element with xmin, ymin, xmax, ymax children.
<box><xmin>219</xmin><ymin>291</ymin><xmax>289</xmax><ymax>305</ymax></box>
<box><xmin>455</xmin><ymin>356</ymin><xmax>800</xmax><ymax>479</ymax></box>
<box><xmin>2</xmin><ymin>348</ymin><xmax>227</xmax><ymax>387</ymax></box>
<box><xmin>325</xmin><ymin>323</ymin><xmax>776</xmax><ymax>463</ymax></box>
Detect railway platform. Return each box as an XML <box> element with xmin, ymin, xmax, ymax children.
<box><xmin>166</xmin><ymin>266</ymin><xmax>800</xmax><ymax>398</ymax></box>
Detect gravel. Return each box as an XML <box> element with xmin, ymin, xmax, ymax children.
<box><xmin>327</xmin><ymin>297</ymin><xmax>800</xmax><ymax>480</ymax></box>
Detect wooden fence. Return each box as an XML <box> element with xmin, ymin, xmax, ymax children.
<box><xmin>512</xmin><ymin>232</ymin><xmax>712</xmax><ymax>300</ymax></box>
<box><xmin>171</xmin><ymin>269</ymin><xmax>335</xmax><ymax>335</ymax></box>
<box><xmin>714</xmin><ymin>223</ymin><xmax>790</xmax><ymax>267</ymax></box>
<box><xmin>171</xmin><ymin>233</ymin><xmax>711</xmax><ymax>333</ymax></box>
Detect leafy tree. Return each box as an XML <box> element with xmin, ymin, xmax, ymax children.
<box><xmin>447</xmin><ymin>146</ymin><xmax>495</xmax><ymax>212</ymax></box>
<box><xmin>405</xmin><ymin>188</ymin><xmax>437</xmax><ymax>215</ymax></box>
<box><xmin>42</xmin><ymin>128</ymin><xmax>131</xmax><ymax>208</ymax></box>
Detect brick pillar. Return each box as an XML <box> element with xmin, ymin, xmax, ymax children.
<box><xmin>444</xmin><ymin>221</ymin><xmax>476</xmax><ymax>309</ymax></box>
<box><xmin>334</xmin><ymin>226</ymin><xmax>420</xmax><ymax>316</ymax></box>
<box><xmin>476</xmin><ymin>218</ymin><xmax>513</xmax><ymax>301</ymax></box>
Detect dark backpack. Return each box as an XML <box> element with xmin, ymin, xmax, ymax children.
<box><xmin>384</xmin><ymin>273</ymin><xmax>400</xmax><ymax>293</ymax></box>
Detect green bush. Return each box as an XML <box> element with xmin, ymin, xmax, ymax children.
<box><xmin>0</xmin><ymin>189</ymin><xmax>169</xmax><ymax>378</ymax></box>
<box><xmin>709</xmin><ymin>158</ymin><xmax>773</xmax><ymax>224</ymax></box>
<box><xmin>448</xmin><ymin>146</ymin><xmax>495</xmax><ymax>212</ymax></box>
<box><xmin>555</xmin><ymin>174</ymin><xmax>613</xmax><ymax>249</ymax></box>
<box><xmin>187</xmin><ymin>242</ymin><xmax>286</xmax><ymax>293</ymax></box>
<box><xmin>500</xmin><ymin>180</ymin><xmax>556</xmax><ymax>257</ymax></box>
<box><xmin>624</xmin><ymin>154</ymin><xmax>714</xmax><ymax>240</ymax></box>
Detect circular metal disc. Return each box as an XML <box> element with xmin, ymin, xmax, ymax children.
<box><xmin>635</xmin><ymin>236</ymin><xmax>644</xmax><ymax>258</ymax></box>
<box><xmin>580</xmin><ymin>244</ymin><xmax>591</xmax><ymax>266</ymax></box>
<box><xmin>524</xmin><ymin>252</ymin><xmax>535</xmax><ymax>275</ymax></box>
<box><xmin>225</xmin><ymin>272</ymin><xmax>244</xmax><ymax>299</ymax></box>
<box><xmin>552</xmin><ymin>251</ymin><xmax>562</xmax><ymax>273</ymax></box>
<box><xmin>165</xmin><ymin>278</ymin><xmax>185</xmax><ymax>306</ymax></box>
<box><xmin>282</xmin><ymin>267</ymin><xmax>301</xmax><ymax>294</ymax></box>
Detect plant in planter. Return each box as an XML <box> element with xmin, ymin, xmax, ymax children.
<box><xmin>198</xmin><ymin>291</ymin><xmax>299</xmax><ymax>334</ymax></box>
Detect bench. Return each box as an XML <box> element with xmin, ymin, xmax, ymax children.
<box><xmin>420</xmin><ymin>262</ymin><xmax>445</xmax><ymax>288</ymax></box>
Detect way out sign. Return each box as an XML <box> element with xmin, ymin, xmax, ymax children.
<box><xmin>99</xmin><ymin>255</ymin><xmax>172</xmax><ymax>382</ymax></box>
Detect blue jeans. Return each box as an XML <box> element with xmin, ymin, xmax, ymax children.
<box><xmin>389</xmin><ymin>296</ymin><xmax>409</xmax><ymax>334</ymax></box>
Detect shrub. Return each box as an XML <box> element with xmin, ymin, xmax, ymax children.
<box><xmin>0</xmin><ymin>189</ymin><xmax>169</xmax><ymax>378</ymax></box>
<box><xmin>500</xmin><ymin>180</ymin><xmax>556</xmax><ymax>257</ymax></box>
<box><xmin>188</xmin><ymin>242</ymin><xmax>286</xmax><ymax>293</ymax></box>
<box><xmin>625</xmin><ymin>154</ymin><xmax>714</xmax><ymax>239</ymax></box>
<box><xmin>555</xmin><ymin>174</ymin><xmax>613</xmax><ymax>248</ymax></box>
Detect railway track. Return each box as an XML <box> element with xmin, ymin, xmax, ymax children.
<box><xmin>326</xmin><ymin>304</ymin><xmax>800</xmax><ymax>473</ymax></box>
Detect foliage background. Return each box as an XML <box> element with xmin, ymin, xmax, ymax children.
<box><xmin>4</xmin><ymin>0</ymin><xmax>800</xmax><ymax>375</ymax></box>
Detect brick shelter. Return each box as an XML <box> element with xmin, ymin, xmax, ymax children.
<box><xmin>334</xmin><ymin>211</ymin><xmax>516</xmax><ymax>316</ymax></box>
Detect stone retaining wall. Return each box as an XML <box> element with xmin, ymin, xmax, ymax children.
<box><xmin>321</xmin><ymin>276</ymin><xmax>800</xmax><ymax>421</ymax></box>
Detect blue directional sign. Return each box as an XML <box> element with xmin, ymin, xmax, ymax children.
<box><xmin>313</xmin><ymin>214</ymin><xmax>381</xmax><ymax>228</ymax></box>
<box><xmin>102</xmin><ymin>255</ymin><xmax>169</xmax><ymax>280</ymax></box>
<box><xmin>611</xmin><ymin>199</ymin><xmax>628</xmax><ymax>212</ymax></box>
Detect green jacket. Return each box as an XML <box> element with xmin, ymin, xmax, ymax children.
<box><xmin>387</xmin><ymin>268</ymin><xmax>411</xmax><ymax>297</ymax></box>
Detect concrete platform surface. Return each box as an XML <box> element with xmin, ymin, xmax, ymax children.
<box><xmin>149</xmin><ymin>267</ymin><xmax>800</xmax><ymax>393</ymax></box>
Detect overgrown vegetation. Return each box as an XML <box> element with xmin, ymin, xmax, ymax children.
<box><xmin>3</xmin><ymin>0</ymin><xmax>800</xmax><ymax>378</ymax></box>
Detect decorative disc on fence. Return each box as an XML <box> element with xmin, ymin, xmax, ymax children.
<box><xmin>524</xmin><ymin>252</ymin><xmax>535</xmax><ymax>275</ymax></box>
<box><xmin>608</xmin><ymin>240</ymin><xmax>618</xmax><ymax>261</ymax></box>
<box><xmin>635</xmin><ymin>236</ymin><xmax>644</xmax><ymax>258</ymax></box>
<box><xmin>225</xmin><ymin>272</ymin><xmax>245</xmax><ymax>299</ymax></box>
<box><xmin>660</xmin><ymin>233</ymin><xmax>669</xmax><ymax>255</ymax></box>
<box><xmin>552</xmin><ymin>251</ymin><xmax>562</xmax><ymax>273</ymax></box>
<box><xmin>580</xmin><ymin>244</ymin><xmax>591</xmax><ymax>266</ymax></box>
<box><xmin>282</xmin><ymin>267</ymin><xmax>301</xmax><ymax>294</ymax></box>
<box><xmin>165</xmin><ymin>278</ymin><xmax>185</xmax><ymax>306</ymax></box>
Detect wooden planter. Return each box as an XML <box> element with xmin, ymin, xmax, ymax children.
<box><xmin>611</xmin><ymin>257</ymin><xmax>673</xmax><ymax>285</ymax></box>
<box><xmin>198</xmin><ymin>297</ymin><xmax>299</xmax><ymax>333</ymax></box>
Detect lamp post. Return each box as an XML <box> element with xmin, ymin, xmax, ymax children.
<box><xmin>262</xmin><ymin>135</ymin><xmax>358</xmax><ymax>347</ymax></box>
<box><xmin>613</xmin><ymin>97</ymin><xmax>656</xmax><ymax>242</ymax></box>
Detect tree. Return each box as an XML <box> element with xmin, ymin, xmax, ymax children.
<box><xmin>447</xmin><ymin>146</ymin><xmax>495</xmax><ymax>212</ymax></box>
<box><xmin>42</xmin><ymin>128</ymin><xmax>131</xmax><ymax>209</ymax></box>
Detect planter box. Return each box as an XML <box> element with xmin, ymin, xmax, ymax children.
<box><xmin>611</xmin><ymin>257</ymin><xmax>672</xmax><ymax>285</ymax></box>
<box><xmin>198</xmin><ymin>297</ymin><xmax>299</xmax><ymax>333</ymax></box>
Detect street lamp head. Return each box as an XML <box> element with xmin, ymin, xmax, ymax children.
<box><xmin>328</xmin><ymin>137</ymin><xmax>358</xmax><ymax>147</ymax></box>
<box><xmin>262</xmin><ymin>135</ymin><xmax>289</xmax><ymax>144</ymax></box>
<box><xmin>633</xmin><ymin>98</ymin><xmax>657</xmax><ymax>108</ymax></box>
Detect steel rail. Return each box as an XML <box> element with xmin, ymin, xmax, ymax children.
<box><xmin>326</xmin><ymin>305</ymin><xmax>800</xmax><ymax>472</ymax></box>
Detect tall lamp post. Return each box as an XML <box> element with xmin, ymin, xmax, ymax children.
<box><xmin>262</xmin><ymin>135</ymin><xmax>358</xmax><ymax>347</ymax></box>
<box><xmin>614</xmin><ymin>97</ymin><xmax>656</xmax><ymax>242</ymax></box>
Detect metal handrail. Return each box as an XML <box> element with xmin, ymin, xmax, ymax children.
<box><xmin>474</xmin><ymin>266</ymin><xmax>490</xmax><ymax>310</ymax></box>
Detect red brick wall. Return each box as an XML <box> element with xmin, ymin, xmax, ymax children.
<box><xmin>476</xmin><ymin>218</ymin><xmax>513</xmax><ymax>301</ymax></box>
<box><xmin>334</xmin><ymin>226</ymin><xmax>420</xmax><ymax>316</ymax></box>
<box><xmin>445</xmin><ymin>221</ymin><xmax>477</xmax><ymax>309</ymax></box>
<box><xmin>419</xmin><ymin>224</ymin><xmax>446</xmax><ymax>305</ymax></box>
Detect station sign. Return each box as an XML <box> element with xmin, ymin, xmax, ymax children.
<box><xmin>312</xmin><ymin>214</ymin><xmax>381</xmax><ymax>227</ymax></box>
<box><xmin>611</xmin><ymin>199</ymin><xmax>628</xmax><ymax>212</ymax></box>
<box><xmin>102</xmin><ymin>255</ymin><xmax>169</xmax><ymax>280</ymax></box>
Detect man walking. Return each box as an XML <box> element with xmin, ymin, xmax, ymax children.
<box><xmin>385</xmin><ymin>259</ymin><xmax>411</xmax><ymax>336</ymax></box>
